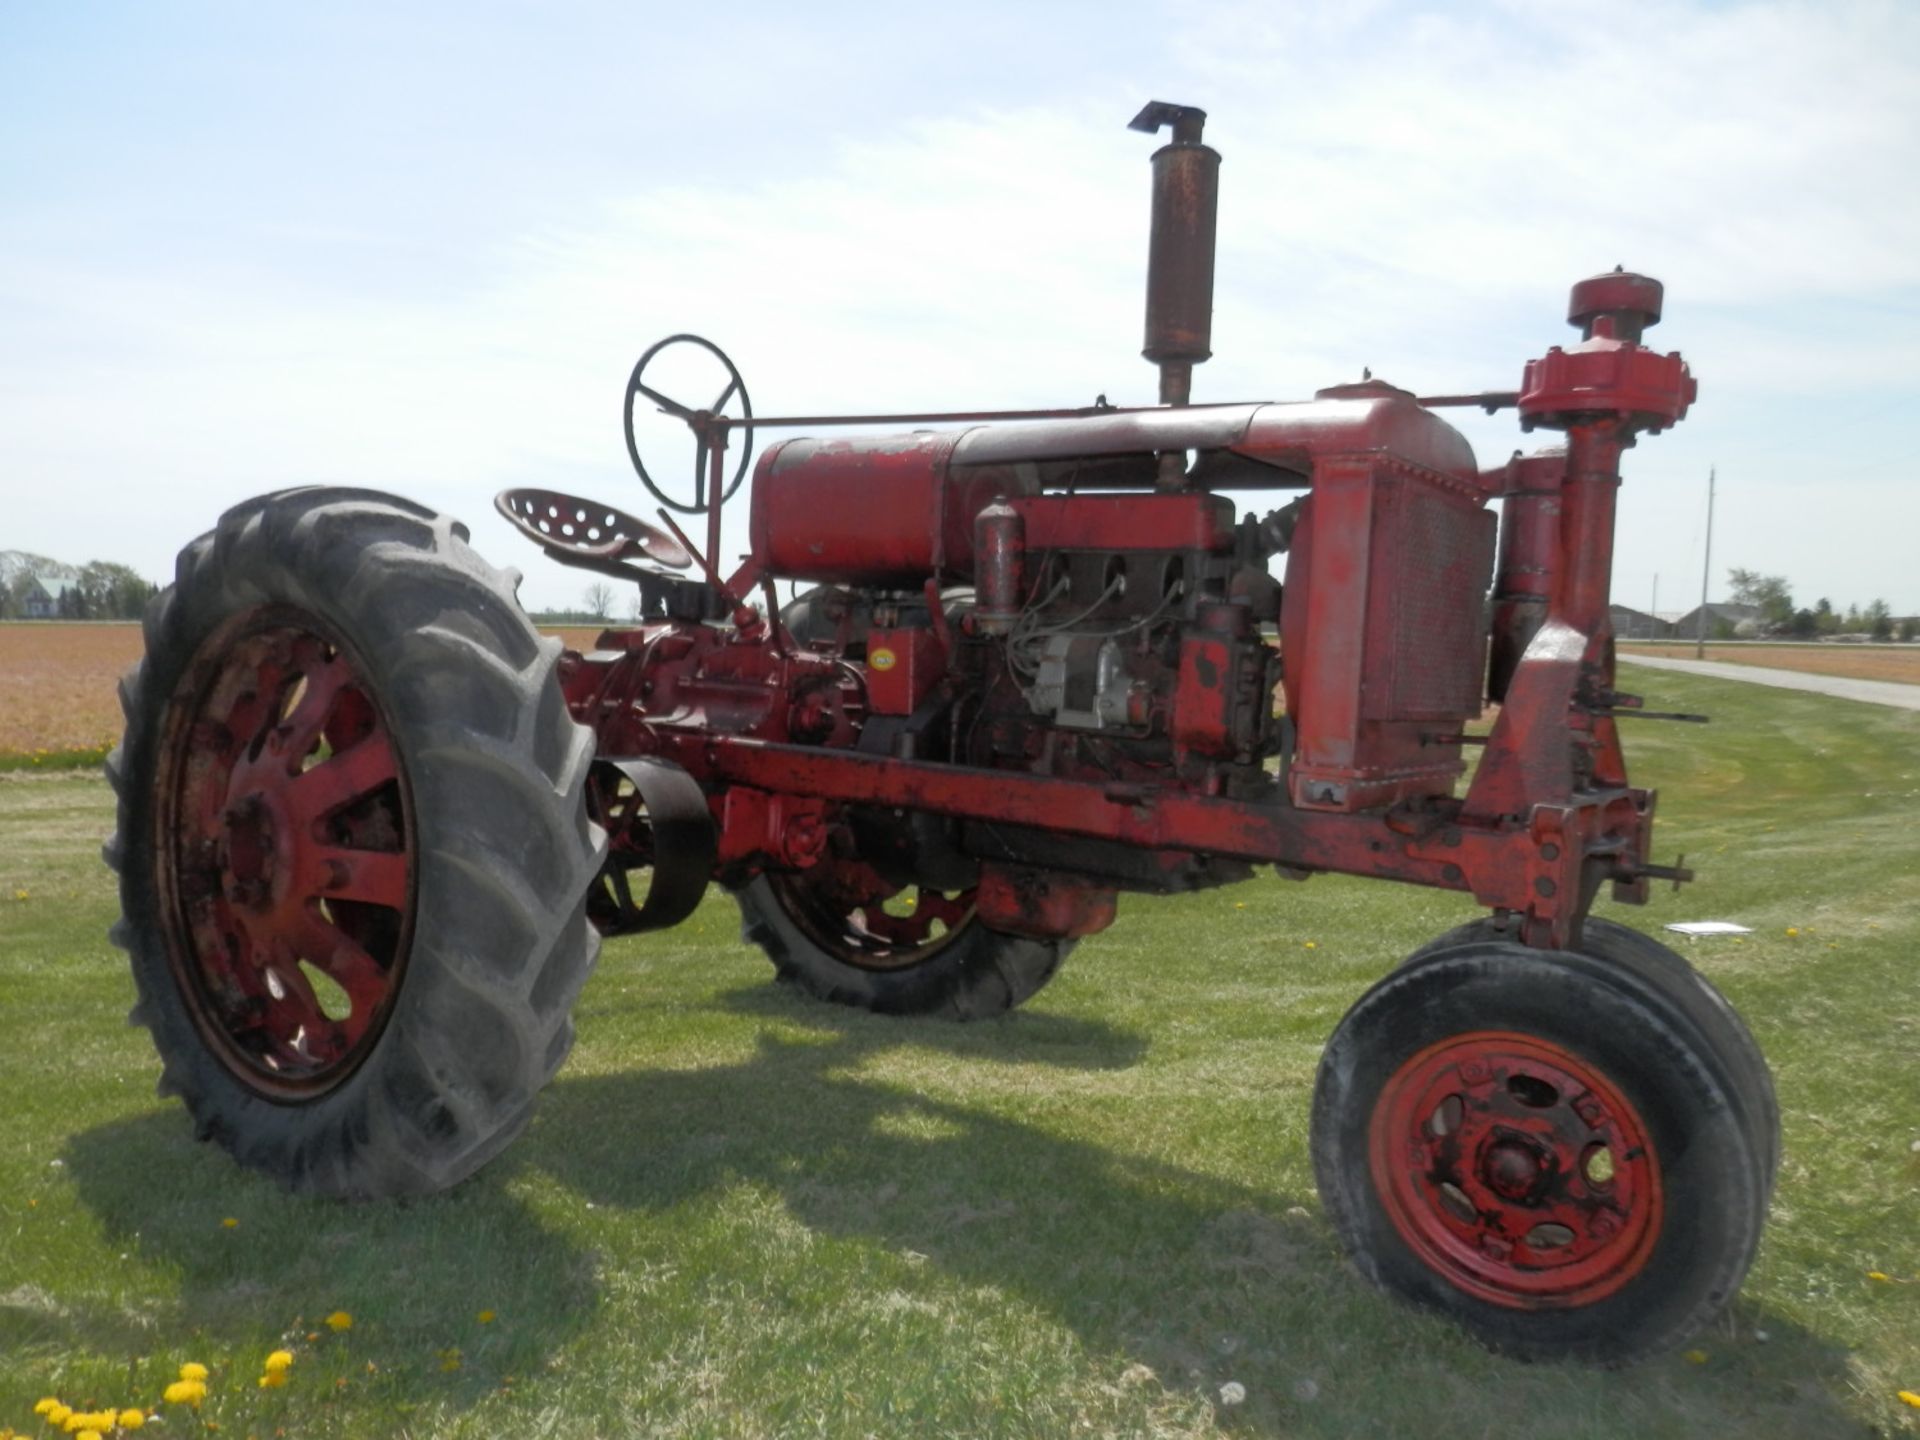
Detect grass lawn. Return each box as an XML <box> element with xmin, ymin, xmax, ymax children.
<box><xmin>2</xmin><ymin>663</ymin><xmax>1916</xmax><ymax>1438</ymax></box>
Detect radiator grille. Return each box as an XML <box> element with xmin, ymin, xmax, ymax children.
<box><xmin>1365</xmin><ymin>479</ymin><xmax>1496</xmax><ymax>721</ymax></box>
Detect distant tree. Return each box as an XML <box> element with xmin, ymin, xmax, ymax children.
<box><xmin>79</xmin><ymin>561</ymin><xmax>158</xmax><ymax>619</ymax></box>
<box><xmin>582</xmin><ymin>582</ymin><xmax>616</xmax><ymax>620</ymax></box>
<box><xmin>1900</xmin><ymin>617</ymin><xmax>1919</xmax><ymax>643</ymax></box>
<box><xmin>1866</xmin><ymin>598</ymin><xmax>1893</xmax><ymax>641</ymax></box>
<box><xmin>1813</xmin><ymin>597</ymin><xmax>1839</xmax><ymax>635</ymax></box>
<box><xmin>1843</xmin><ymin>603</ymin><xmax>1863</xmax><ymax>633</ymax></box>
<box><xmin>1726</xmin><ymin>568</ymin><xmax>1793</xmax><ymax>626</ymax></box>
<box><xmin>1786</xmin><ymin>608</ymin><xmax>1819</xmax><ymax>639</ymax></box>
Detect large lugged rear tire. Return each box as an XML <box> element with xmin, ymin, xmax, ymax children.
<box><xmin>735</xmin><ymin>873</ymin><xmax>1071</xmax><ymax>1018</ymax></box>
<box><xmin>107</xmin><ymin>487</ymin><xmax>604</xmax><ymax>1198</ymax></box>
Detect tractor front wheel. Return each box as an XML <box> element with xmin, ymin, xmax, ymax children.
<box><xmin>1311</xmin><ymin>940</ymin><xmax>1770</xmax><ymax>1364</ymax></box>
<box><xmin>108</xmin><ymin>488</ymin><xmax>603</xmax><ymax>1197</ymax></box>
<box><xmin>734</xmin><ymin>864</ymin><xmax>1071</xmax><ymax>1018</ymax></box>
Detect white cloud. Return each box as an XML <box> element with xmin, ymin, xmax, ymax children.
<box><xmin>1</xmin><ymin>0</ymin><xmax>1915</xmax><ymax>612</ymax></box>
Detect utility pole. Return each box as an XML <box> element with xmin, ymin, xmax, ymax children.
<box><xmin>1695</xmin><ymin>466</ymin><xmax>1715</xmax><ymax>659</ymax></box>
<box><xmin>1651</xmin><ymin>574</ymin><xmax>1659</xmax><ymax>641</ymax></box>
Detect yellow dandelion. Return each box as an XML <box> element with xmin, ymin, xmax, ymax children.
<box><xmin>325</xmin><ymin>1310</ymin><xmax>353</xmax><ymax>1331</ymax></box>
<box><xmin>1683</xmin><ymin>1349</ymin><xmax>1708</xmax><ymax>1365</ymax></box>
<box><xmin>264</xmin><ymin>1349</ymin><xmax>294</xmax><ymax>1372</ymax></box>
<box><xmin>1869</xmin><ymin>1271</ymin><xmax>1891</xmax><ymax>1282</ymax></box>
<box><xmin>221</xmin><ymin>1217</ymin><xmax>238</xmax><ymax>1229</ymax></box>
<box><xmin>46</xmin><ymin>1405</ymin><xmax>72</xmax><ymax>1425</ymax></box>
<box><xmin>76</xmin><ymin>1431</ymin><xmax>101</xmax><ymax>1440</ymax></box>
<box><xmin>118</xmin><ymin>1411</ymin><xmax>145</xmax><ymax>1430</ymax></box>
<box><xmin>32</xmin><ymin>1400</ymin><xmax>58</xmax><ymax>1417</ymax></box>
<box><xmin>438</xmin><ymin>1347</ymin><xmax>462</xmax><ymax>1373</ymax></box>
<box><xmin>1785</xmin><ymin>927</ymin><xmax>1799</xmax><ymax>937</ymax></box>
<box><xmin>477</xmin><ymin>1310</ymin><xmax>496</xmax><ymax>1324</ymax></box>
<box><xmin>1233</xmin><ymin>902</ymin><xmax>1246</xmax><ymax>910</ymax></box>
<box><xmin>1303</xmin><ymin>940</ymin><xmax>1317</xmax><ymax>949</ymax></box>
<box><xmin>12</xmin><ymin>889</ymin><xmax>26</xmax><ymax>902</ymax></box>
<box><xmin>160</xmin><ymin>1380</ymin><xmax>204</xmax><ymax>1407</ymax></box>
<box><xmin>1898</xmin><ymin>1390</ymin><xmax>1920</xmax><ymax>1409</ymax></box>
<box><xmin>177</xmin><ymin>1362</ymin><xmax>209</xmax><ymax>1382</ymax></box>
<box><xmin>257</xmin><ymin>1373</ymin><xmax>287</xmax><ymax>1389</ymax></box>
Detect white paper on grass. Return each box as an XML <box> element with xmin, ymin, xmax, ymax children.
<box><xmin>1664</xmin><ymin>921</ymin><xmax>1754</xmax><ymax>936</ymax></box>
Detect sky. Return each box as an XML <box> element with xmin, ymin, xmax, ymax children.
<box><xmin>2</xmin><ymin>0</ymin><xmax>1917</xmax><ymax>616</ymax></box>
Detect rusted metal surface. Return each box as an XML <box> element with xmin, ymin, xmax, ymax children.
<box><xmin>535</xmin><ymin>108</ymin><xmax>1707</xmax><ymax>957</ymax></box>
<box><xmin>1131</xmin><ymin>100</ymin><xmax>1220</xmax><ymax>404</ymax></box>
<box><xmin>155</xmin><ymin>609</ymin><xmax>415</xmax><ymax>1096</ymax></box>
<box><xmin>1368</xmin><ymin>1030</ymin><xmax>1663</xmax><ymax>1308</ymax></box>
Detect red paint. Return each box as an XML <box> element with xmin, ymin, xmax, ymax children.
<box><xmin>1015</xmin><ymin>492</ymin><xmax>1234</xmax><ymax>552</ymax></box>
<box><xmin>554</xmin><ymin>273</ymin><xmax>1699</xmax><ymax>955</ymax></box>
<box><xmin>1368</xmin><ymin>1030</ymin><xmax>1662</xmax><ymax>1309</ymax></box>
<box><xmin>865</xmin><ymin>626</ymin><xmax>944</xmax><ymax>716</ymax></box>
<box><xmin>976</xmin><ymin>865</ymin><xmax>1117</xmax><ymax>939</ymax></box>
<box><xmin>157</xmin><ymin>612</ymin><xmax>413</xmax><ymax>1094</ymax></box>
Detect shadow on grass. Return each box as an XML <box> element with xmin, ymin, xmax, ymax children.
<box><xmin>53</xmin><ymin>1109</ymin><xmax>597</xmax><ymax>1404</ymax></box>
<box><xmin>531</xmin><ymin>982</ymin><xmax>1870</xmax><ymax>1438</ymax></box>
<box><xmin>58</xmin><ymin>978</ymin><xmax>1870</xmax><ymax>1437</ymax></box>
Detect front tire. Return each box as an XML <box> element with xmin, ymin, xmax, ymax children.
<box><xmin>735</xmin><ymin>871</ymin><xmax>1071</xmax><ymax>1018</ymax></box>
<box><xmin>1312</xmin><ymin>942</ymin><xmax>1768</xmax><ymax>1364</ymax></box>
<box><xmin>108</xmin><ymin>487</ymin><xmax>603</xmax><ymax>1198</ymax></box>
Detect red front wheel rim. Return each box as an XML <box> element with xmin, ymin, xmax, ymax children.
<box><xmin>1368</xmin><ymin>1030</ymin><xmax>1664</xmax><ymax>1309</ymax></box>
<box><xmin>156</xmin><ymin>607</ymin><xmax>416</xmax><ymax>1098</ymax></box>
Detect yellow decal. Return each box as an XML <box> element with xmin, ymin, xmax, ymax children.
<box><xmin>870</xmin><ymin>648</ymin><xmax>897</xmax><ymax>671</ymax></box>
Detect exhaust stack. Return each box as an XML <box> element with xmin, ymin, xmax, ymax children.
<box><xmin>1131</xmin><ymin>100</ymin><xmax>1220</xmax><ymax>410</ymax></box>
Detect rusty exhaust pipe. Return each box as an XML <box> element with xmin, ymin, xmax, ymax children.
<box><xmin>1131</xmin><ymin>100</ymin><xmax>1219</xmax><ymax>487</ymax></box>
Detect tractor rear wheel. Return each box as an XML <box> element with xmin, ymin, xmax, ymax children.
<box><xmin>734</xmin><ymin>866</ymin><xmax>1071</xmax><ymax>1018</ymax></box>
<box><xmin>107</xmin><ymin>487</ymin><xmax>603</xmax><ymax>1198</ymax></box>
<box><xmin>1311</xmin><ymin>941</ymin><xmax>1769</xmax><ymax>1364</ymax></box>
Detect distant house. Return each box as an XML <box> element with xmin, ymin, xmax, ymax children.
<box><xmin>19</xmin><ymin>571</ymin><xmax>76</xmax><ymax>619</ymax></box>
<box><xmin>1667</xmin><ymin>601</ymin><xmax>1766</xmax><ymax>640</ymax></box>
<box><xmin>1609</xmin><ymin>604</ymin><xmax>1671</xmax><ymax>640</ymax></box>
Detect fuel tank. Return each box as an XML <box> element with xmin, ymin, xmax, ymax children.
<box><xmin>748</xmin><ymin>432</ymin><xmax>1035</xmax><ymax>586</ymax></box>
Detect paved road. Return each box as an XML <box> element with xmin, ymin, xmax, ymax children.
<box><xmin>1617</xmin><ymin>653</ymin><xmax>1920</xmax><ymax>711</ymax></box>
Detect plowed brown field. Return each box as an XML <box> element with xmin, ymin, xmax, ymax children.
<box><xmin>1618</xmin><ymin>643</ymin><xmax>1920</xmax><ymax>685</ymax></box>
<box><xmin>0</xmin><ymin>623</ymin><xmax>618</xmax><ymax>753</ymax></box>
<box><xmin>0</xmin><ymin>623</ymin><xmax>143</xmax><ymax>752</ymax></box>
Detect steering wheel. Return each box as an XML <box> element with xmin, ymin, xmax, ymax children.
<box><xmin>622</xmin><ymin>333</ymin><xmax>754</xmax><ymax>515</ymax></box>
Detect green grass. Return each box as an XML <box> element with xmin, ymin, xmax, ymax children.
<box><xmin>2</xmin><ymin>663</ymin><xmax>1916</xmax><ymax>1438</ymax></box>
<box><xmin>0</xmin><ymin>743</ymin><xmax>114</xmax><ymax>773</ymax></box>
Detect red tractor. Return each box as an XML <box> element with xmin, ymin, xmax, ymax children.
<box><xmin>108</xmin><ymin>103</ymin><xmax>1775</xmax><ymax>1365</ymax></box>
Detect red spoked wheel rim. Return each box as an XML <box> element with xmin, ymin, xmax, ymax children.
<box><xmin>770</xmin><ymin>858</ymin><xmax>975</xmax><ymax>972</ymax></box>
<box><xmin>156</xmin><ymin>606</ymin><xmax>415</xmax><ymax>1098</ymax></box>
<box><xmin>1367</xmin><ymin>1029</ymin><xmax>1663</xmax><ymax>1309</ymax></box>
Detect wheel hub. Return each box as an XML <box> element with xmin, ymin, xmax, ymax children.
<box><xmin>1482</xmin><ymin>1133</ymin><xmax>1554</xmax><ymax>1202</ymax></box>
<box><xmin>221</xmin><ymin>794</ymin><xmax>277</xmax><ymax>903</ymax></box>
<box><xmin>1368</xmin><ymin>1030</ymin><xmax>1663</xmax><ymax>1309</ymax></box>
<box><xmin>157</xmin><ymin>608</ymin><xmax>415</xmax><ymax>1097</ymax></box>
